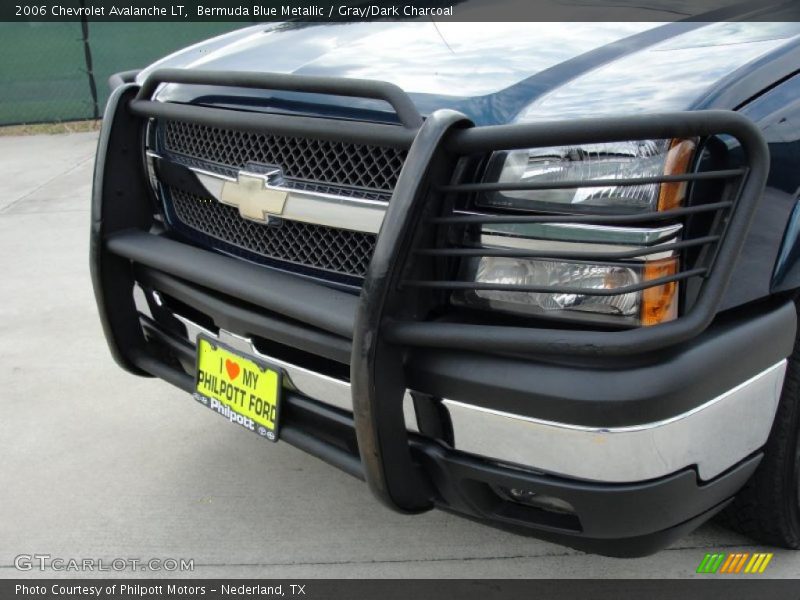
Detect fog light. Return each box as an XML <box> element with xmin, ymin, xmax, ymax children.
<box><xmin>498</xmin><ymin>486</ymin><xmax>576</xmax><ymax>515</ymax></box>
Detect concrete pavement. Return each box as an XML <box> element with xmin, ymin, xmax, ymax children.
<box><xmin>1</xmin><ymin>132</ymin><xmax>798</xmax><ymax>578</ymax></box>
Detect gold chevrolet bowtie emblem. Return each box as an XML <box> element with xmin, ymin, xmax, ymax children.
<box><xmin>219</xmin><ymin>170</ymin><xmax>288</xmax><ymax>223</ymax></box>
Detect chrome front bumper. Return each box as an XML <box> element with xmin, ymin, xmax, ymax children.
<box><xmin>444</xmin><ymin>361</ymin><xmax>786</xmax><ymax>483</ymax></box>
<box><xmin>136</xmin><ymin>284</ymin><xmax>786</xmax><ymax>485</ymax></box>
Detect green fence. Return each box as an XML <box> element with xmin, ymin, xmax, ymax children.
<box><xmin>0</xmin><ymin>22</ymin><xmax>240</xmax><ymax>125</ymax></box>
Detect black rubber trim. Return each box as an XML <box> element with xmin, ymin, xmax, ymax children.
<box><xmin>106</xmin><ymin>230</ymin><xmax>357</xmax><ymax>340</ymax></box>
<box><xmin>135</xmin><ymin>266</ymin><xmax>351</xmax><ymax>365</ymax></box>
<box><xmin>413</xmin><ymin>441</ymin><xmax>761</xmax><ymax>557</ymax></box>
<box><xmin>136</xmin><ymin>68</ymin><xmax>424</xmax><ymax>129</ymax></box>
<box><xmin>404</xmin><ymin>300</ymin><xmax>797</xmax><ymax>427</ymax></box>
<box><xmin>439</xmin><ymin>498</ymin><xmax>733</xmax><ymax>559</ymax></box>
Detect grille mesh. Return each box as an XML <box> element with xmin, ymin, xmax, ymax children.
<box><xmin>163</xmin><ymin>120</ymin><xmax>406</xmax><ymax>192</ymax></box>
<box><xmin>168</xmin><ymin>187</ymin><xmax>377</xmax><ymax>278</ymax></box>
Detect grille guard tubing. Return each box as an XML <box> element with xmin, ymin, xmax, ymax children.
<box><xmin>92</xmin><ymin>69</ymin><xmax>770</xmax><ymax>514</ymax></box>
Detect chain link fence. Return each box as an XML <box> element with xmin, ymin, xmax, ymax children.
<box><xmin>0</xmin><ymin>22</ymin><xmax>240</xmax><ymax>125</ymax></box>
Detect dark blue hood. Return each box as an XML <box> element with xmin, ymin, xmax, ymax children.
<box><xmin>139</xmin><ymin>21</ymin><xmax>800</xmax><ymax>125</ymax></box>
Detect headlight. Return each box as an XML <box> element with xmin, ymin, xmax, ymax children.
<box><xmin>454</xmin><ymin>137</ymin><xmax>696</xmax><ymax>327</ymax></box>
<box><xmin>461</xmin><ymin>255</ymin><xmax>678</xmax><ymax>327</ymax></box>
<box><xmin>480</xmin><ymin>138</ymin><xmax>695</xmax><ymax>213</ymax></box>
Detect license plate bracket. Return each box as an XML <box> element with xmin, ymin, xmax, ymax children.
<box><xmin>193</xmin><ymin>334</ymin><xmax>282</xmax><ymax>442</ymax></box>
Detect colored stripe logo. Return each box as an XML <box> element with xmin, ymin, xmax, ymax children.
<box><xmin>696</xmin><ymin>552</ymin><xmax>773</xmax><ymax>574</ymax></box>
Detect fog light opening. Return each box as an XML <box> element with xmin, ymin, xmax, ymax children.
<box><xmin>498</xmin><ymin>486</ymin><xmax>577</xmax><ymax>515</ymax></box>
<box><xmin>489</xmin><ymin>485</ymin><xmax>582</xmax><ymax>532</ymax></box>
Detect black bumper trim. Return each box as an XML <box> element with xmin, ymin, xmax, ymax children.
<box><xmin>404</xmin><ymin>300</ymin><xmax>796</xmax><ymax>427</ymax></box>
<box><xmin>133</xmin><ymin>336</ymin><xmax>760</xmax><ymax>558</ymax></box>
<box><xmin>414</xmin><ymin>442</ymin><xmax>760</xmax><ymax>544</ymax></box>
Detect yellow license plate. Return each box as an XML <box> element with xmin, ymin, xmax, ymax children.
<box><xmin>194</xmin><ymin>335</ymin><xmax>282</xmax><ymax>441</ymax></box>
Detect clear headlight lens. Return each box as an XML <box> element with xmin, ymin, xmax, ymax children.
<box><xmin>475</xmin><ymin>257</ymin><xmax>639</xmax><ymax>316</ymax></box>
<box><xmin>454</xmin><ymin>136</ymin><xmax>696</xmax><ymax>326</ymax></box>
<box><xmin>462</xmin><ymin>256</ymin><xmax>678</xmax><ymax>326</ymax></box>
<box><xmin>480</xmin><ymin>138</ymin><xmax>695</xmax><ymax>213</ymax></box>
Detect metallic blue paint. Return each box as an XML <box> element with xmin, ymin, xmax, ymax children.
<box><xmin>140</xmin><ymin>20</ymin><xmax>800</xmax><ymax>310</ymax></box>
<box><xmin>141</xmin><ymin>22</ymin><xmax>800</xmax><ymax>124</ymax></box>
<box><xmin>738</xmin><ymin>74</ymin><xmax>800</xmax><ymax>296</ymax></box>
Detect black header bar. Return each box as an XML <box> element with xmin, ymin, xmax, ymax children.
<box><xmin>4</xmin><ymin>0</ymin><xmax>800</xmax><ymax>22</ymax></box>
<box><xmin>4</xmin><ymin>579</ymin><xmax>800</xmax><ymax>600</ymax></box>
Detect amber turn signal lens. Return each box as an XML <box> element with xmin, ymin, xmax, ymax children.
<box><xmin>657</xmin><ymin>138</ymin><xmax>697</xmax><ymax>212</ymax></box>
<box><xmin>641</xmin><ymin>258</ymin><xmax>679</xmax><ymax>326</ymax></box>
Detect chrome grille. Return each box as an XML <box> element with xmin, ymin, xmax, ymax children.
<box><xmin>163</xmin><ymin>120</ymin><xmax>406</xmax><ymax>192</ymax></box>
<box><xmin>168</xmin><ymin>187</ymin><xmax>377</xmax><ymax>278</ymax></box>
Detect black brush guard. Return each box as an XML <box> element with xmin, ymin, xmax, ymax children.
<box><xmin>91</xmin><ymin>70</ymin><xmax>771</xmax><ymax>553</ymax></box>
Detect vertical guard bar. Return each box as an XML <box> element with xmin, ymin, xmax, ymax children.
<box><xmin>90</xmin><ymin>82</ymin><xmax>155</xmax><ymax>375</ymax></box>
<box><xmin>351</xmin><ymin>110</ymin><xmax>470</xmax><ymax>512</ymax></box>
